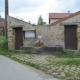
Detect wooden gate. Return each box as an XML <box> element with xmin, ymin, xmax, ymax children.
<box><xmin>15</xmin><ymin>27</ymin><xmax>23</xmax><ymax>50</ymax></box>
<box><xmin>65</xmin><ymin>25</ymin><xmax>77</xmax><ymax>50</ymax></box>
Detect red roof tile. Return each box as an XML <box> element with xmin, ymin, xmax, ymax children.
<box><xmin>49</xmin><ymin>13</ymin><xmax>73</xmax><ymax>19</ymax></box>
<box><xmin>50</xmin><ymin>10</ymin><xmax>80</xmax><ymax>26</ymax></box>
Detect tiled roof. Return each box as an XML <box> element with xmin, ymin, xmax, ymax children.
<box><xmin>49</xmin><ymin>13</ymin><xmax>73</xmax><ymax>19</ymax></box>
<box><xmin>8</xmin><ymin>16</ymin><xmax>31</xmax><ymax>25</ymax></box>
<box><xmin>50</xmin><ymin>10</ymin><xmax>80</xmax><ymax>26</ymax></box>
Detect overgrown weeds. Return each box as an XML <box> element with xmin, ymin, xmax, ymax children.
<box><xmin>56</xmin><ymin>52</ymin><xmax>80</xmax><ymax>58</ymax></box>
<box><xmin>55</xmin><ymin>59</ymin><xmax>80</xmax><ymax>66</ymax></box>
<box><xmin>0</xmin><ymin>36</ymin><xmax>8</xmax><ymax>50</ymax></box>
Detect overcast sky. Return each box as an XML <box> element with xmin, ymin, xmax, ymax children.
<box><xmin>0</xmin><ymin>0</ymin><xmax>80</xmax><ymax>24</ymax></box>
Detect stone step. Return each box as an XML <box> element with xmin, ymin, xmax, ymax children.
<box><xmin>20</xmin><ymin>46</ymin><xmax>63</xmax><ymax>54</ymax></box>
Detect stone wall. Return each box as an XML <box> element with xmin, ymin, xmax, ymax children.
<box><xmin>77</xmin><ymin>25</ymin><xmax>80</xmax><ymax>51</ymax></box>
<box><xmin>51</xmin><ymin>14</ymin><xmax>80</xmax><ymax>51</ymax></box>
<box><xmin>23</xmin><ymin>25</ymin><xmax>64</xmax><ymax>49</ymax></box>
<box><xmin>62</xmin><ymin>14</ymin><xmax>80</xmax><ymax>50</ymax></box>
<box><xmin>20</xmin><ymin>46</ymin><xmax>63</xmax><ymax>53</ymax></box>
<box><xmin>7</xmin><ymin>14</ymin><xmax>80</xmax><ymax>51</ymax></box>
<box><xmin>24</xmin><ymin>13</ymin><xmax>80</xmax><ymax>49</ymax></box>
<box><xmin>23</xmin><ymin>25</ymin><xmax>50</xmax><ymax>47</ymax></box>
<box><xmin>7</xmin><ymin>16</ymin><xmax>32</xmax><ymax>50</ymax></box>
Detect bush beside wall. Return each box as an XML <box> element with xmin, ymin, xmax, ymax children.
<box><xmin>0</xmin><ymin>36</ymin><xmax>8</xmax><ymax>50</ymax></box>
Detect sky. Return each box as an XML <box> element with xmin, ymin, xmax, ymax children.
<box><xmin>0</xmin><ymin>0</ymin><xmax>80</xmax><ymax>24</ymax></box>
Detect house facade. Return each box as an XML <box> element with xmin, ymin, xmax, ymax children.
<box><xmin>7</xmin><ymin>16</ymin><xmax>32</xmax><ymax>50</ymax></box>
<box><xmin>49</xmin><ymin>13</ymin><xmax>72</xmax><ymax>24</ymax></box>
<box><xmin>50</xmin><ymin>11</ymin><xmax>80</xmax><ymax>51</ymax></box>
<box><xmin>7</xmin><ymin>10</ymin><xmax>80</xmax><ymax>52</ymax></box>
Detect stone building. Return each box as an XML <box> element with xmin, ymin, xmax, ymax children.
<box><xmin>7</xmin><ymin>10</ymin><xmax>80</xmax><ymax>52</ymax></box>
<box><xmin>50</xmin><ymin>10</ymin><xmax>80</xmax><ymax>51</ymax></box>
<box><xmin>7</xmin><ymin>16</ymin><xmax>32</xmax><ymax>50</ymax></box>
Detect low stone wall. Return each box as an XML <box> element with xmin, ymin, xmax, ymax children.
<box><xmin>20</xmin><ymin>46</ymin><xmax>63</xmax><ymax>54</ymax></box>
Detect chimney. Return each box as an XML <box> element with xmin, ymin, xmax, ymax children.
<box><xmin>68</xmin><ymin>11</ymin><xmax>70</xmax><ymax>13</ymax></box>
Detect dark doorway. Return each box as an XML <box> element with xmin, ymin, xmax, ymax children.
<box><xmin>65</xmin><ymin>25</ymin><xmax>77</xmax><ymax>50</ymax></box>
<box><xmin>15</xmin><ymin>27</ymin><xmax>23</xmax><ymax>50</ymax></box>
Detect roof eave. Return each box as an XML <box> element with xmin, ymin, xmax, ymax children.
<box><xmin>50</xmin><ymin>10</ymin><xmax>80</xmax><ymax>26</ymax></box>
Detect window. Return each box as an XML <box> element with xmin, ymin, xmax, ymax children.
<box><xmin>24</xmin><ymin>29</ymin><xmax>36</xmax><ymax>39</ymax></box>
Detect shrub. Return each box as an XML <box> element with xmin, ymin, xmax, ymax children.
<box><xmin>0</xmin><ymin>36</ymin><xmax>8</xmax><ymax>50</ymax></box>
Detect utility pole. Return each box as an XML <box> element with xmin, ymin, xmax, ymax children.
<box><xmin>5</xmin><ymin>0</ymin><xmax>9</xmax><ymax>38</ymax></box>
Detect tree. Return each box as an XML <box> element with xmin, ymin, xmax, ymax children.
<box><xmin>32</xmin><ymin>23</ymin><xmax>37</xmax><ymax>26</ymax></box>
<box><xmin>37</xmin><ymin>15</ymin><xmax>44</xmax><ymax>25</ymax></box>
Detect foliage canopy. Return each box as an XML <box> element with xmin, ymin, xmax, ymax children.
<box><xmin>37</xmin><ymin>15</ymin><xmax>44</xmax><ymax>25</ymax></box>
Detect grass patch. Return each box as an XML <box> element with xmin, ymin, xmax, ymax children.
<box><xmin>56</xmin><ymin>52</ymin><xmax>80</xmax><ymax>58</ymax></box>
<box><xmin>0</xmin><ymin>50</ymin><xmax>21</xmax><ymax>56</ymax></box>
<box><xmin>0</xmin><ymin>50</ymin><xmax>12</xmax><ymax>56</ymax></box>
<box><xmin>10</xmin><ymin>56</ymin><xmax>40</xmax><ymax>69</ymax></box>
<box><xmin>55</xmin><ymin>59</ymin><xmax>80</xmax><ymax>66</ymax></box>
<box><xmin>78</xmin><ymin>72</ymin><xmax>80</xmax><ymax>77</ymax></box>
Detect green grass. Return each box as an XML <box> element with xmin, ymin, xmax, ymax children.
<box><xmin>0</xmin><ymin>36</ymin><xmax>8</xmax><ymax>50</ymax></box>
<box><xmin>55</xmin><ymin>59</ymin><xmax>80</xmax><ymax>66</ymax></box>
<box><xmin>0</xmin><ymin>50</ymin><xmax>11</xmax><ymax>56</ymax></box>
<box><xmin>65</xmin><ymin>72</ymin><xmax>72</xmax><ymax>77</ymax></box>
<box><xmin>56</xmin><ymin>52</ymin><xmax>80</xmax><ymax>58</ymax></box>
<box><xmin>0</xmin><ymin>50</ymin><xmax>20</xmax><ymax>56</ymax></box>
<box><xmin>46</xmin><ymin>52</ymin><xmax>80</xmax><ymax>66</ymax></box>
<box><xmin>11</xmin><ymin>56</ymin><xmax>40</xmax><ymax>69</ymax></box>
<box><xmin>78</xmin><ymin>72</ymin><xmax>80</xmax><ymax>77</ymax></box>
